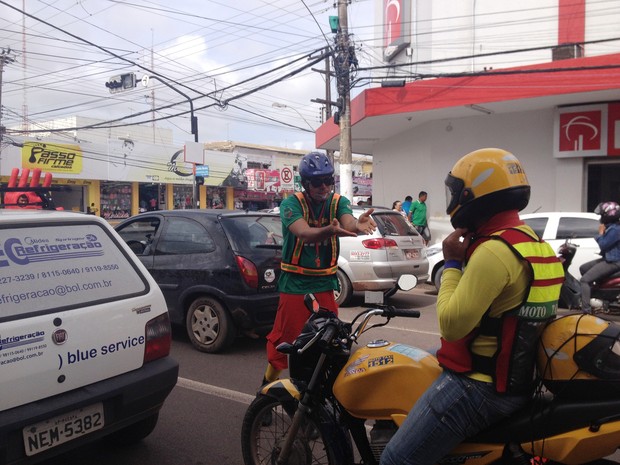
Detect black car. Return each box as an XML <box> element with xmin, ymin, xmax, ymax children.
<box><xmin>115</xmin><ymin>209</ymin><xmax>283</xmax><ymax>353</ymax></box>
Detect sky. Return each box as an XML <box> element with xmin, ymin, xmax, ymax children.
<box><xmin>0</xmin><ymin>0</ymin><xmax>376</xmax><ymax>151</ymax></box>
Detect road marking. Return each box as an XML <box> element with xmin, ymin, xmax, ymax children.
<box><xmin>177</xmin><ymin>377</ymin><xmax>256</xmax><ymax>405</ymax></box>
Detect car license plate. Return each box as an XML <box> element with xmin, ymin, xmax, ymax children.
<box><xmin>405</xmin><ymin>249</ymin><xmax>420</xmax><ymax>260</ymax></box>
<box><xmin>23</xmin><ymin>403</ymin><xmax>104</xmax><ymax>456</ymax></box>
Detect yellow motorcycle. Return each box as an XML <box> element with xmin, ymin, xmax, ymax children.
<box><xmin>241</xmin><ymin>276</ymin><xmax>620</xmax><ymax>465</ymax></box>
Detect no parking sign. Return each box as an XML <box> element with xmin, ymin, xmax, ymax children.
<box><xmin>280</xmin><ymin>166</ymin><xmax>294</xmax><ymax>190</ymax></box>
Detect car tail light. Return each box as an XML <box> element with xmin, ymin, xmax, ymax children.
<box><xmin>144</xmin><ymin>313</ymin><xmax>172</xmax><ymax>363</ymax></box>
<box><xmin>235</xmin><ymin>255</ymin><xmax>259</xmax><ymax>289</ymax></box>
<box><xmin>362</xmin><ymin>238</ymin><xmax>398</xmax><ymax>249</ymax></box>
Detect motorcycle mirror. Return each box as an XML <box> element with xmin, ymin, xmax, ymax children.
<box><xmin>397</xmin><ymin>274</ymin><xmax>417</xmax><ymax>291</ymax></box>
<box><xmin>304</xmin><ymin>293</ymin><xmax>320</xmax><ymax>314</ymax></box>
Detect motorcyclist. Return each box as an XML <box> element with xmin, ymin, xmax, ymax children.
<box><xmin>262</xmin><ymin>152</ymin><xmax>376</xmax><ymax>385</ymax></box>
<box><xmin>579</xmin><ymin>201</ymin><xmax>620</xmax><ymax>314</ymax></box>
<box><xmin>380</xmin><ymin>148</ymin><xmax>564</xmax><ymax>465</ymax></box>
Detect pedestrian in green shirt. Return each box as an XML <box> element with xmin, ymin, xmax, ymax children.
<box><xmin>409</xmin><ymin>191</ymin><xmax>430</xmax><ymax>244</ymax></box>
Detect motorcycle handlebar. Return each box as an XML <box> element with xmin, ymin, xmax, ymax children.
<box><xmin>383</xmin><ymin>308</ymin><xmax>421</xmax><ymax>319</ymax></box>
<box><xmin>318</xmin><ymin>323</ymin><xmax>339</xmax><ymax>349</ymax></box>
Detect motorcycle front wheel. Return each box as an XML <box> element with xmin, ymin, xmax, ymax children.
<box><xmin>241</xmin><ymin>394</ymin><xmax>338</xmax><ymax>465</ymax></box>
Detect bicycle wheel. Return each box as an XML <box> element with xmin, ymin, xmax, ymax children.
<box><xmin>241</xmin><ymin>394</ymin><xmax>337</xmax><ymax>465</ymax></box>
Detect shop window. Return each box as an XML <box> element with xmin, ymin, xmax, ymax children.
<box><xmin>100</xmin><ymin>182</ymin><xmax>131</xmax><ymax>220</ymax></box>
<box><xmin>173</xmin><ymin>185</ymin><xmax>193</xmax><ymax>209</ymax></box>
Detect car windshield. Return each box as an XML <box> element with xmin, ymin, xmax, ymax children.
<box><xmin>221</xmin><ymin>215</ymin><xmax>283</xmax><ymax>253</ymax></box>
<box><xmin>373</xmin><ymin>212</ymin><xmax>418</xmax><ymax>236</ymax></box>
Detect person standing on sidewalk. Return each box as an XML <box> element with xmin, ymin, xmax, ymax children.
<box><xmin>409</xmin><ymin>191</ymin><xmax>430</xmax><ymax>244</ymax></box>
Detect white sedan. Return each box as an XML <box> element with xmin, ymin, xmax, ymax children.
<box><xmin>427</xmin><ymin>212</ymin><xmax>601</xmax><ymax>289</ymax></box>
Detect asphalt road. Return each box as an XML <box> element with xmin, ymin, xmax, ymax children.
<box><xmin>41</xmin><ymin>284</ymin><xmax>620</xmax><ymax>465</ymax></box>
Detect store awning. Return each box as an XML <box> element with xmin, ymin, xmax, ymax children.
<box><xmin>316</xmin><ymin>53</ymin><xmax>620</xmax><ymax>155</ymax></box>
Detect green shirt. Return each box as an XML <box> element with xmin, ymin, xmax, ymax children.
<box><xmin>410</xmin><ymin>200</ymin><xmax>427</xmax><ymax>226</ymax></box>
<box><xmin>278</xmin><ymin>193</ymin><xmax>352</xmax><ymax>294</ymax></box>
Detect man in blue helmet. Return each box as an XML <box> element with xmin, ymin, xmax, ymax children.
<box><xmin>262</xmin><ymin>152</ymin><xmax>376</xmax><ymax>384</ymax></box>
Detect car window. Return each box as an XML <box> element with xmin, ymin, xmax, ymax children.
<box><xmin>0</xmin><ymin>222</ymin><xmax>147</xmax><ymax>319</ymax></box>
<box><xmin>116</xmin><ymin>218</ymin><xmax>160</xmax><ymax>255</ymax></box>
<box><xmin>221</xmin><ymin>215</ymin><xmax>283</xmax><ymax>252</ymax></box>
<box><xmin>373</xmin><ymin>212</ymin><xmax>418</xmax><ymax>236</ymax></box>
<box><xmin>156</xmin><ymin>218</ymin><xmax>215</xmax><ymax>254</ymax></box>
<box><xmin>522</xmin><ymin>217</ymin><xmax>547</xmax><ymax>238</ymax></box>
<box><xmin>556</xmin><ymin>217</ymin><xmax>600</xmax><ymax>239</ymax></box>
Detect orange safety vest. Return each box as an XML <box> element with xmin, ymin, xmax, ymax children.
<box><xmin>436</xmin><ymin>227</ymin><xmax>564</xmax><ymax>394</ymax></box>
<box><xmin>280</xmin><ymin>192</ymin><xmax>341</xmax><ymax>276</ymax></box>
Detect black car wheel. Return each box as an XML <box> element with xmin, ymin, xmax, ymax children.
<box><xmin>434</xmin><ymin>264</ymin><xmax>444</xmax><ymax>291</ymax></box>
<box><xmin>186</xmin><ymin>297</ymin><xmax>235</xmax><ymax>353</ymax></box>
<box><xmin>335</xmin><ymin>269</ymin><xmax>353</xmax><ymax>307</ymax></box>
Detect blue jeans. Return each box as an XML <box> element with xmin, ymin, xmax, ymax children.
<box><xmin>380</xmin><ymin>371</ymin><xmax>528</xmax><ymax>465</ymax></box>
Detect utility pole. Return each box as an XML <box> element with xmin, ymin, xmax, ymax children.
<box><xmin>335</xmin><ymin>0</ymin><xmax>353</xmax><ymax>201</ymax></box>
<box><xmin>0</xmin><ymin>47</ymin><xmax>16</xmax><ymax>145</ymax></box>
<box><xmin>311</xmin><ymin>46</ymin><xmax>336</xmax><ymax>167</ymax></box>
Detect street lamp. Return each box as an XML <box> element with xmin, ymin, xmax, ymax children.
<box><xmin>272</xmin><ymin>102</ymin><xmax>315</xmax><ymax>132</ymax></box>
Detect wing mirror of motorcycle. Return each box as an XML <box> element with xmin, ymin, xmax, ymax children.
<box><xmin>304</xmin><ymin>293</ymin><xmax>321</xmax><ymax>314</ymax></box>
<box><xmin>397</xmin><ymin>274</ymin><xmax>418</xmax><ymax>292</ymax></box>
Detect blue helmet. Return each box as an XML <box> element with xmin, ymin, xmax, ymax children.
<box><xmin>299</xmin><ymin>152</ymin><xmax>334</xmax><ymax>180</ymax></box>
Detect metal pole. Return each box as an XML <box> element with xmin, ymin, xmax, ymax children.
<box><xmin>146</xmin><ymin>75</ymin><xmax>199</xmax><ymax>208</ymax></box>
<box><xmin>337</xmin><ymin>0</ymin><xmax>353</xmax><ymax>201</ymax></box>
<box><xmin>0</xmin><ymin>48</ymin><xmax>16</xmax><ymax>156</ymax></box>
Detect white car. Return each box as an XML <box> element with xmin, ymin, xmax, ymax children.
<box><xmin>0</xmin><ymin>209</ymin><xmax>178</xmax><ymax>463</ymax></box>
<box><xmin>336</xmin><ymin>206</ymin><xmax>429</xmax><ymax>306</ymax></box>
<box><xmin>427</xmin><ymin>212</ymin><xmax>601</xmax><ymax>289</ymax></box>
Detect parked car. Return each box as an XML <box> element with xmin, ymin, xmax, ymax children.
<box><xmin>115</xmin><ymin>209</ymin><xmax>283</xmax><ymax>353</ymax></box>
<box><xmin>0</xmin><ymin>209</ymin><xmax>178</xmax><ymax>464</ymax></box>
<box><xmin>336</xmin><ymin>206</ymin><xmax>429</xmax><ymax>306</ymax></box>
<box><xmin>427</xmin><ymin>212</ymin><xmax>601</xmax><ymax>290</ymax></box>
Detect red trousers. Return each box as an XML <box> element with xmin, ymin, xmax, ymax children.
<box><xmin>266</xmin><ymin>291</ymin><xmax>338</xmax><ymax>370</ymax></box>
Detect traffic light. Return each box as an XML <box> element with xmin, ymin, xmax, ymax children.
<box><xmin>105</xmin><ymin>73</ymin><xmax>137</xmax><ymax>94</ymax></box>
<box><xmin>195</xmin><ymin>176</ymin><xmax>204</xmax><ymax>186</ymax></box>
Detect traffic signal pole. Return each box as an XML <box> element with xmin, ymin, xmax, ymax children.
<box><xmin>112</xmin><ymin>73</ymin><xmax>201</xmax><ymax>208</ymax></box>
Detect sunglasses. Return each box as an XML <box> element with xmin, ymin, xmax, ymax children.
<box><xmin>309</xmin><ymin>176</ymin><xmax>335</xmax><ymax>188</ymax></box>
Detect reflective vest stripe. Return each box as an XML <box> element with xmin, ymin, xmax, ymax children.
<box><xmin>283</xmin><ymin>192</ymin><xmax>341</xmax><ymax>275</ymax></box>
<box><xmin>328</xmin><ymin>198</ymin><xmax>339</xmax><ymax>266</ymax></box>
<box><xmin>289</xmin><ymin>192</ymin><xmax>308</xmax><ymax>265</ymax></box>
<box><xmin>281</xmin><ymin>263</ymin><xmax>338</xmax><ymax>275</ymax></box>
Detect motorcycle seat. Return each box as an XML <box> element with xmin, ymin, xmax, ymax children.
<box><xmin>467</xmin><ymin>395</ymin><xmax>620</xmax><ymax>443</ymax></box>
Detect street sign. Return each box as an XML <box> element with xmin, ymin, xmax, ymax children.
<box><xmin>195</xmin><ymin>165</ymin><xmax>209</xmax><ymax>177</ymax></box>
<box><xmin>280</xmin><ymin>166</ymin><xmax>294</xmax><ymax>190</ymax></box>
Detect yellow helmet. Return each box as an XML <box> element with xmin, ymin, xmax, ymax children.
<box><xmin>445</xmin><ymin>148</ymin><xmax>530</xmax><ymax>229</ymax></box>
<box><xmin>537</xmin><ymin>314</ymin><xmax>620</xmax><ymax>399</ymax></box>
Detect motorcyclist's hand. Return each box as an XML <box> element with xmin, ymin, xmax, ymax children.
<box><xmin>442</xmin><ymin>227</ymin><xmax>472</xmax><ymax>263</ymax></box>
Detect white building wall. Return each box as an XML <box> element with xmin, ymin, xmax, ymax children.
<box><xmin>376</xmin><ymin>0</ymin><xmax>619</xmax><ymax>75</ymax></box>
<box><xmin>371</xmin><ymin>108</ymin><xmax>583</xmax><ymax>218</ymax></box>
